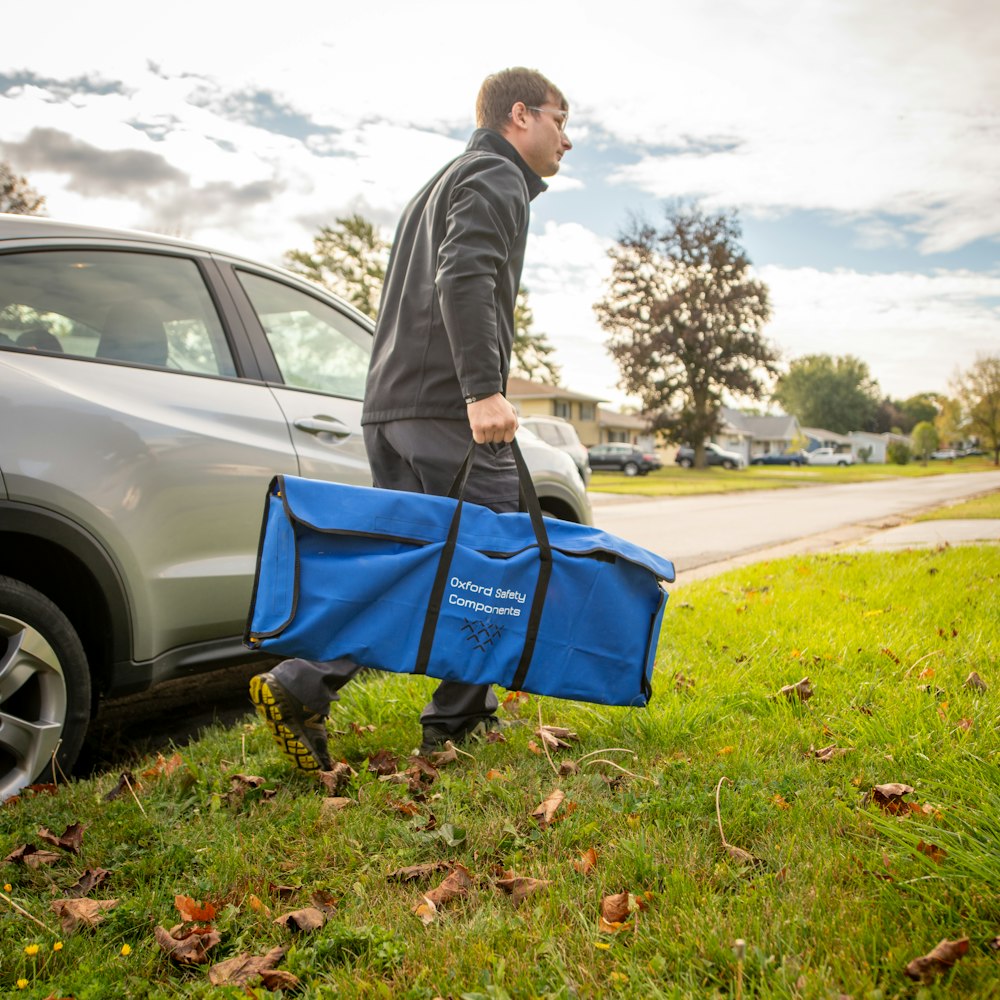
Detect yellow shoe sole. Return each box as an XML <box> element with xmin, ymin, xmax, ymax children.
<box><xmin>249</xmin><ymin>674</ymin><xmax>327</xmax><ymax>773</ymax></box>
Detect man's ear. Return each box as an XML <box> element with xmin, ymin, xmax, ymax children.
<box><xmin>507</xmin><ymin>101</ymin><xmax>530</xmax><ymax>131</ymax></box>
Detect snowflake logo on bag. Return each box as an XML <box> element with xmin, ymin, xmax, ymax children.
<box><xmin>461</xmin><ymin>619</ymin><xmax>504</xmax><ymax>652</ymax></box>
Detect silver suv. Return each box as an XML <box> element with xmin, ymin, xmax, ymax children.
<box><xmin>0</xmin><ymin>215</ymin><xmax>592</xmax><ymax>799</ymax></box>
<box><xmin>518</xmin><ymin>415</ymin><xmax>591</xmax><ymax>485</ymax></box>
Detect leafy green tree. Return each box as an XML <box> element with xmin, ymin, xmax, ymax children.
<box><xmin>511</xmin><ymin>287</ymin><xmax>561</xmax><ymax>385</ymax></box>
<box><xmin>899</xmin><ymin>393</ymin><xmax>941</xmax><ymax>432</ymax></box>
<box><xmin>954</xmin><ymin>355</ymin><xmax>1000</xmax><ymax>465</ymax></box>
<box><xmin>911</xmin><ymin>420</ymin><xmax>939</xmax><ymax>464</ymax></box>
<box><xmin>284</xmin><ymin>214</ymin><xmax>389</xmax><ymax>319</ymax></box>
<box><xmin>886</xmin><ymin>440</ymin><xmax>911</xmax><ymax>465</ymax></box>
<box><xmin>773</xmin><ymin>354</ymin><xmax>880</xmax><ymax>434</ymax></box>
<box><xmin>1</xmin><ymin>159</ymin><xmax>46</xmax><ymax>215</ymax></box>
<box><xmin>594</xmin><ymin>204</ymin><xmax>775</xmax><ymax>468</ymax></box>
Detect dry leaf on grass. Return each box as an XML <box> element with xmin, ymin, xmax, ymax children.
<box><xmin>208</xmin><ymin>945</ymin><xmax>289</xmax><ymax>987</ymax></box>
<box><xmin>174</xmin><ymin>895</ymin><xmax>217</xmax><ymax>923</ymax></box>
<box><xmin>38</xmin><ymin>823</ymin><xmax>87</xmax><ymax>854</ymax></box>
<box><xmin>573</xmin><ymin>848</ymin><xmax>598</xmax><ymax>875</ymax></box>
<box><xmin>904</xmin><ymin>937</ymin><xmax>969</xmax><ymax>983</ymax></box>
<box><xmin>598</xmin><ymin>891</ymin><xmax>644</xmax><ymax>933</ymax></box>
<box><xmin>536</xmin><ymin>725</ymin><xmax>579</xmax><ymax>750</ymax></box>
<box><xmin>812</xmin><ymin>745</ymin><xmax>851</xmax><ymax>762</ymax></box>
<box><xmin>367</xmin><ymin>749</ymin><xmax>400</xmax><ymax>776</ymax></box>
<box><xmin>4</xmin><ymin>844</ymin><xmax>62</xmax><ymax>868</ymax></box>
<box><xmin>495</xmin><ymin>876</ymin><xmax>551</xmax><ymax>907</ymax></box>
<box><xmin>387</xmin><ymin>862</ymin><xmax>451</xmax><ymax>882</ymax></box>
<box><xmin>531</xmin><ymin>788</ymin><xmax>566</xmax><ymax>827</ymax></box>
<box><xmin>318</xmin><ymin>762</ymin><xmax>357</xmax><ymax>795</ymax></box>
<box><xmin>424</xmin><ymin>864</ymin><xmax>473</xmax><ymax>906</ymax></box>
<box><xmin>154</xmin><ymin>923</ymin><xmax>222</xmax><ymax>964</ymax></box>
<box><xmin>427</xmin><ymin>743</ymin><xmax>460</xmax><ymax>766</ymax></box>
<box><xmin>320</xmin><ymin>797</ymin><xmax>353</xmax><ymax>818</ymax></box>
<box><xmin>868</xmin><ymin>783</ymin><xmax>915</xmax><ymax>813</ymax></box>
<box><xmin>63</xmin><ymin>868</ymin><xmax>111</xmax><ymax>898</ymax></box>
<box><xmin>103</xmin><ymin>771</ymin><xmax>139</xmax><ymax>801</ymax></box>
<box><xmin>413</xmin><ymin>897</ymin><xmax>437</xmax><ymax>925</ymax></box>
<box><xmin>502</xmin><ymin>690</ymin><xmax>530</xmax><ymax>714</ymax></box>
<box><xmin>778</xmin><ymin>677</ymin><xmax>813</xmax><ymax>702</ymax></box>
<box><xmin>484</xmin><ymin>729</ymin><xmax>507</xmax><ymax>744</ymax></box>
<box><xmin>558</xmin><ymin>760</ymin><xmax>580</xmax><ymax>776</ymax></box>
<box><xmin>715</xmin><ymin>777</ymin><xmax>765</xmax><ymax>868</ymax></box>
<box><xmin>964</xmin><ymin>670</ymin><xmax>987</xmax><ymax>692</ymax></box>
<box><xmin>275</xmin><ymin>906</ymin><xmax>327</xmax><ymax>932</ymax></box>
<box><xmin>50</xmin><ymin>898</ymin><xmax>118</xmax><ymax>934</ymax></box>
<box><xmin>916</xmin><ymin>840</ymin><xmax>948</xmax><ymax>864</ymax></box>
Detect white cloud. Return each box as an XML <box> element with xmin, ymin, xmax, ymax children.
<box><xmin>761</xmin><ymin>265</ymin><xmax>1000</xmax><ymax>398</ymax></box>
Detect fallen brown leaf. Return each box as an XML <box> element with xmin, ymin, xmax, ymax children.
<box><xmin>424</xmin><ymin>864</ymin><xmax>473</xmax><ymax>907</ymax></box>
<box><xmin>406</xmin><ymin>756</ymin><xmax>440</xmax><ymax>785</ymax></box>
<box><xmin>495</xmin><ymin>876</ymin><xmax>551</xmax><ymax>907</ymax></box>
<box><xmin>502</xmin><ymin>690</ymin><xmax>530</xmax><ymax>714</ymax></box>
<box><xmin>531</xmin><ymin>787</ymin><xmax>566</xmax><ymax>827</ymax></box>
<box><xmin>485</xmin><ymin>768</ymin><xmax>507</xmax><ymax>781</ymax></box>
<box><xmin>175</xmin><ymin>895</ymin><xmax>217</xmax><ymax>923</ymax></box>
<box><xmin>154</xmin><ymin>923</ymin><xmax>222</xmax><ymax>964</ymax></box>
<box><xmin>367</xmin><ymin>749</ymin><xmax>400</xmax><ymax>776</ymax></box>
<box><xmin>427</xmin><ymin>743</ymin><xmax>459</xmax><ymax>766</ymax></box>
<box><xmin>142</xmin><ymin>752</ymin><xmax>184</xmax><ymax>779</ymax></box>
<box><xmin>413</xmin><ymin>897</ymin><xmax>437</xmax><ymax>925</ymax></box>
<box><xmin>320</xmin><ymin>797</ymin><xmax>353</xmax><ymax>818</ymax></box>
<box><xmin>778</xmin><ymin>677</ymin><xmax>813</xmax><ymax>702</ymax></box>
<box><xmin>349</xmin><ymin>722</ymin><xmax>376</xmax><ymax>735</ymax></box>
<box><xmin>558</xmin><ymin>760</ymin><xmax>580</xmax><ymax>776</ymax></box>
<box><xmin>387</xmin><ymin>862</ymin><xmax>451</xmax><ymax>882</ymax></box>
<box><xmin>869</xmin><ymin>783</ymin><xmax>914</xmax><ymax>813</ymax></box>
<box><xmin>904</xmin><ymin>937</ymin><xmax>969</xmax><ymax>983</ymax></box>
<box><xmin>103</xmin><ymin>771</ymin><xmax>139</xmax><ymax>801</ymax></box>
<box><xmin>600</xmin><ymin>891</ymin><xmax>638</xmax><ymax>924</ymax></box>
<box><xmin>208</xmin><ymin>946</ymin><xmax>288</xmax><ymax>987</ymax></box>
<box><xmin>916</xmin><ymin>840</ymin><xmax>948</xmax><ymax>864</ymax></box>
<box><xmin>536</xmin><ymin>725</ymin><xmax>578</xmax><ymax>750</ymax></box>
<box><xmin>5</xmin><ymin>844</ymin><xmax>62</xmax><ymax>868</ymax></box>
<box><xmin>318</xmin><ymin>762</ymin><xmax>357</xmax><ymax>795</ymax></box>
<box><xmin>38</xmin><ymin>823</ymin><xmax>87</xmax><ymax>855</ymax></box>
<box><xmin>275</xmin><ymin>906</ymin><xmax>327</xmax><ymax>932</ymax></box>
<box><xmin>63</xmin><ymin>868</ymin><xmax>111</xmax><ymax>898</ymax></box>
<box><xmin>484</xmin><ymin>729</ymin><xmax>507</xmax><ymax>744</ymax></box>
<box><xmin>310</xmin><ymin>889</ymin><xmax>337</xmax><ymax>913</ymax></box>
<box><xmin>964</xmin><ymin>670</ymin><xmax>987</xmax><ymax>692</ymax></box>
<box><xmin>812</xmin><ymin>744</ymin><xmax>851</xmax><ymax>763</ymax></box>
<box><xmin>50</xmin><ymin>897</ymin><xmax>119</xmax><ymax>934</ymax></box>
<box><xmin>573</xmin><ymin>847</ymin><xmax>598</xmax><ymax>875</ymax></box>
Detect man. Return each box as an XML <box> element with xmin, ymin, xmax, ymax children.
<box><xmin>250</xmin><ymin>67</ymin><xmax>572</xmax><ymax>772</ymax></box>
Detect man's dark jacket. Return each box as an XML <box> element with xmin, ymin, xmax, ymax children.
<box><xmin>362</xmin><ymin>128</ymin><xmax>546</xmax><ymax>424</ymax></box>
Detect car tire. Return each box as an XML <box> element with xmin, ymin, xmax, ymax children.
<box><xmin>837</xmin><ymin>460</ymin><xmax>848</xmax><ymax>467</ymax></box>
<box><xmin>0</xmin><ymin>576</ymin><xmax>91</xmax><ymax>800</ymax></box>
<box><xmin>678</xmin><ymin>457</ymin><xmax>693</xmax><ymax>469</ymax></box>
<box><xmin>722</xmin><ymin>460</ymin><xmax>735</xmax><ymax>470</ymax></box>
<box><xmin>789</xmin><ymin>460</ymin><xmax>800</xmax><ymax>466</ymax></box>
<box><xmin>622</xmin><ymin>462</ymin><xmax>639</xmax><ymax>477</ymax></box>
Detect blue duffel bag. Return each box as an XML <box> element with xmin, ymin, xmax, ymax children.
<box><xmin>244</xmin><ymin>440</ymin><xmax>675</xmax><ymax>707</ymax></box>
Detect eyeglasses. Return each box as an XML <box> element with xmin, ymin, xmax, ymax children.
<box><xmin>526</xmin><ymin>106</ymin><xmax>569</xmax><ymax>132</ymax></box>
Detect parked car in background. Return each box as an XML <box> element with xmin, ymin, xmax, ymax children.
<box><xmin>930</xmin><ymin>448</ymin><xmax>958</xmax><ymax>460</ymax></box>
<box><xmin>518</xmin><ymin>414</ymin><xmax>591</xmax><ymax>485</ymax></box>
<box><xmin>0</xmin><ymin>214</ymin><xmax>593</xmax><ymax>800</ymax></box>
<box><xmin>750</xmin><ymin>450</ymin><xmax>808</xmax><ymax>466</ymax></box>
<box><xmin>587</xmin><ymin>442</ymin><xmax>662</xmax><ymax>476</ymax></box>
<box><xmin>676</xmin><ymin>443</ymin><xmax>746</xmax><ymax>470</ymax></box>
<box><xmin>806</xmin><ymin>447</ymin><xmax>855</xmax><ymax>466</ymax></box>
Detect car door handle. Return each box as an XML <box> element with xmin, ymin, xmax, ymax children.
<box><xmin>293</xmin><ymin>416</ymin><xmax>352</xmax><ymax>438</ymax></box>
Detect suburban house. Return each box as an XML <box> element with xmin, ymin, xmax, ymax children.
<box><xmin>717</xmin><ymin>407</ymin><xmax>804</xmax><ymax>463</ymax></box>
<box><xmin>506</xmin><ymin>376</ymin><xmax>654</xmax><ymax>449</ymax></box>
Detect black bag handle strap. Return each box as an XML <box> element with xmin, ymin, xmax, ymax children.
<box><xmin>415</xmin><ymin>437</ymin><xmax>552</xmax><ymax>679</ymax></box>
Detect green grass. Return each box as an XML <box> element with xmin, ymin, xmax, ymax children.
<box><xmin>914</xmin><ymin>490</ymin><xmax>1000</xmax><ymax>521</ymax></box>
<box><xmin>591</xmin><ymin>456</ymin><xmax>999</xmax><ymax>497</ymax></box>
<box><xmin>3</xmin><ymin>547</ymin><xmax>999</xmax><ymax>998</ymax></box>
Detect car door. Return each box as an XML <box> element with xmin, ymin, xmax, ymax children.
<box><xmin>0</xmin><ymin>245</ymin><xmax>302</xmax><ymax>658</ymax></box>
<box><xmin>222</xmin><ymin>266</ymin><xmax>372</xmax><ymax>487</ymax></box>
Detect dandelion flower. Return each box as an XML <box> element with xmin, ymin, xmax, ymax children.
<box><xmin>3</xmin><ymin>883</ymin><xmax>11</xmax><ymax>892</ymax></box>
<box><xmin>17</xmin><ymin>979</ymin><xmax>29</xmax><ymax>989</ymax></box>
<box><xmin>24</xmin><ymin>944</ymin><xmax>39</xmax><ymax>956</ymax></box>
<box><xmin>53</xmin><ymin>941</ymin><xmax>64</xmax><ymax>952</ymax></box>
<box><xmin>120</xmin><ymin>943</ymin><xmax>132</xmax><ymax>956</ymax></box>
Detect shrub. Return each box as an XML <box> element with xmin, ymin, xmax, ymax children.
<box><xmin>886</xmin><ymin>440</ymin><xmax>911</xmax><ymax>465</ymax></box>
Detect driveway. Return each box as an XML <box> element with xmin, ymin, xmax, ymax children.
<box><xmin>592</xmin><ymin>469</ymin><xmax>1000</xmax><ymax>581</ymax></box>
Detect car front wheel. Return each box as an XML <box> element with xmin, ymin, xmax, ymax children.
<box><xmin>0</xmin><ymin>576</ymin><xmax>91</xmax><ymax>800</ymax></box>
<box><xmin>622</xmin><ymin>461</ymin><xmax>639</xmax><ymax>476</ymax></box>
<box><xmin>722</xmin><ymin>460</ymin><xmax>735</xmax><ymax>470</ymax></box>
<box><xmin>678</xmin><ymin>457</ymin><xmax>693</xmax><ymax>468</ymax></box>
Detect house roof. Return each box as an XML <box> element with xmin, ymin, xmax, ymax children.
<box><xmin>598</xmin><ymin>407</ymin><xmax>650</xmax><ymax>430</ymax></box>
<box><xmin>801</xmin><ymin>427</ymin><xmax>852</xmax><ymax>445</ymax></box>
<box><xmin>506</xmin><ymin>376</ymin><xmax>605</xmax><ymax>403</ymax></box>
<box><xmin>721</xmin><ymin>407</ymin><xmax>800</xmax><ymax>439</ymax></box>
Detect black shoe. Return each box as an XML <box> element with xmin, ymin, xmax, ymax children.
<box><xmin>418</xmin><ymin>715</ymin><xmax>500</xmax><ymax>756</ymax></box>
<box><xmin>249</xmin><ymin>671</ymin><xmax>332</xmax><ymax>772</ymax></box>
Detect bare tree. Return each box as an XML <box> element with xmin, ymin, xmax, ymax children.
<box><xmin>594</xmin><ymin>204</ymin><xmax>775</xmax><ymax>467</ymax></box>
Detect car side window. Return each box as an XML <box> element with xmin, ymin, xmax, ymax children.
<box><xmin>0</xmin><ymin>250</ymin><xmax>236</xmax><ymax>375</ymax></box>
<box><xmin>236</xmin><ymin>271</ymin><xmax>371</xmax><ymax>400</ymax></box>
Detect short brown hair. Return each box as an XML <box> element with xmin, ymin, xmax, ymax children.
<box><xmin>476</xmin><ymin>67</ymin><xmax>567</xmax><ymax>131</ymax></box>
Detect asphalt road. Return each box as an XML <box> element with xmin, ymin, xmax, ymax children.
<box><xmin>591</xmin><ymin>468</ymin><xmax>1000</xmax><ymax>581</ymax></box>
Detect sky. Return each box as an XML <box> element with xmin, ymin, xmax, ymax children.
<box><xmin>2</xmin><ymin>0</ymin><xmax>998</xmax><ymax>411</ymax></box>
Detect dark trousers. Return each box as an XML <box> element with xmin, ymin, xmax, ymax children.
<box><xmin>267</xmin><ymin>418</ymin><xmax>519</xmax><ymax>733</ymax></box>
